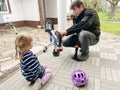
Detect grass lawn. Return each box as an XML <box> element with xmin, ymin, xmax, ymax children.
<box><xmin>115</xmin><ymin>12</ymin><xmax>120</xmax><ymax>19</ymax></box>
<box><xmin>98</xmin><ymin>12</ymin><xmax>120</xmax><ymax>20</ymax></box>
<box><xmin>101</xmin><ymin>21</ymin><xmax>120</xmax><ymax>35</ymax></box>
<box><xmin>98</xmin><ymin>11</ymin><xmax>120</xmax><ymax>36</ymax></box>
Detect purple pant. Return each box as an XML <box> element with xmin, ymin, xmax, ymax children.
<box><xmin>41</xmin><ymin>64</ymin><xmax>52</xmax><ymax>85</ymax></box>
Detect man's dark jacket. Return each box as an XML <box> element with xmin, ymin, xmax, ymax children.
<box><xmin>67</xmin><ymin>8</ymin><xmax>101</xmax><ymax>38</ymax></box>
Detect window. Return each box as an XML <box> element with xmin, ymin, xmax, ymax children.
<box><xmin>0</xmin><ymin>0</ymin><xmax>10</xmax><ymax>13</ymax></box>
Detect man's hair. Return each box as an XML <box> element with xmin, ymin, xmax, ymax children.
<box><xmin>70</xmin><ymin>0</ymin><xmax>84</xmax><ymax>10</ymax></box>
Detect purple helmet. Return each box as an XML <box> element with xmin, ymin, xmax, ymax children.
<box><xmin>72</xmin><ymin>70</ymin><xmax>88</xmax><ymax>87</ymax></box>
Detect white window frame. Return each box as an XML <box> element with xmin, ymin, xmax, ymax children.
<box><xmin>0</xmin><ymin>0</ymin><xmax>9</xmax><ymax>14</ymax></box>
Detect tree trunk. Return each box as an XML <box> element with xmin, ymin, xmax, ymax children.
<box><xmin>96</xmin><ymin>0</ymin><xmax>102</xmax><ymax>11</ymax></box>
<box><xmin>106</xmin><ymin>0</ymin><xmax>120</xmax><ymax>18</ymax></box>
<box><xmin>110</xmin><ymin>4</ymin><xmax>116</xmax><ymax>17</ymax></box>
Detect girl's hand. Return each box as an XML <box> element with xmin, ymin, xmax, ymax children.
<box><xmin>41</xmin><ymin>64</ymin><xmax>47</xmax><ymax>69</ymax></box>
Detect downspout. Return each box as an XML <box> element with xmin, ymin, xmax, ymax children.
<box><xmin>38</xmin><ymin>0</ymin><xmax>45</xmax><ymax>28</ymax></box>
<box><xmin>57</xmin><ymin>0</ymin><xmax>67</xmax><ymax>31</ymax></box>
<box><xmin>42</xmin><ymin>0</ymin><xmax>46</xmax><ymax>20</ymax></box>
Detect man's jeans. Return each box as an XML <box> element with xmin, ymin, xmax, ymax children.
<box><xmin>62</xmin><ymin>31</ymin><xmax>99</xmax><ymax>53</ymax></box>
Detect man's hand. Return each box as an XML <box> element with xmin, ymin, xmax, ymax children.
<box><xmin>59</xmin><ymin>30</ymin><xmax>67</xmax><ymax>37</ymax></box>
<box><xmin>81</xmin><ymin>29</ymin><xmax>84</xmax><ymax>31</ymax></box>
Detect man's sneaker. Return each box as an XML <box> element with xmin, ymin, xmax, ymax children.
<box><xmin>71</xmin><ymin>55</ymin><xmax>80</xmax><ymax>61</ymax></box>
<box><xmin>80</xmin><ymin>48</ymin><xmax>82</xmax><ymax>52</ymax></box>
<box><xmin>78</xmin><ymin>52</ymin><xmax>89</xmax><ymax>61</ymax></box>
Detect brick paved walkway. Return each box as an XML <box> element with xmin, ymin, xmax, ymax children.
<box><xmin>0</xmin><ymin>31</ymin><xmax>120</xmax><ymax>90</ymax></box>
<box><xmin>0</xmin><ymin>21</ymin><xmax>120</xmax><ymax>90</ymax></box>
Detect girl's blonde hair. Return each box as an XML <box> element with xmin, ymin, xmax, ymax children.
<box><xmin>15</xmin><ymin>33</ymin><xmax>33</xmax><ymax>60</ymax></box>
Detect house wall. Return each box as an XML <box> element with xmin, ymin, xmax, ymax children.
<box><xmin>22</xmin><ymin>0</ymin><xmax>40</xmax><ymax>21</ymax></box>
<box><xmin>45</xmin><ymin>0</ymin><xmax>57</xmax><ymax>18</ymax></box>
<box><xmin>45</xmin><ymin>0</ymin><xmax>57</xmax><ymax>24</ymax></box>
<box><xmin>0</xmin><ymin>0</ymin><xmax>41</xmax><ymax>28</ymax></box>
<box><xmin>21</xmin><ymin>0</ymin><xmax>41</xmax><ymax>27</ymax></box>
<box><xmin>9</xmin><ymin>0</ymin><xmax>24</xmax><ymax>21</ymax></box>
<box><xmin>9</xmin><ymin>0</ymin><xmax>40</xmax><ymax>21</ymax></box>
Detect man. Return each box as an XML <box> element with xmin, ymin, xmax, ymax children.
<box><xmin>59</xmin><ymin>0</ymin><xmax>101</xmax><ymax>61</ymax></box>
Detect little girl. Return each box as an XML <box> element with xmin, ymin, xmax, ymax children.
<box><xmin>15</xmin><ymin>33</ymin><xmax>52</xmax><ymax>89</ymax></box>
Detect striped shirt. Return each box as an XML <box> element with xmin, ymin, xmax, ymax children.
<box><xmin>20</xmin><ymin>51</ymin><xmax>44</xmax><ymax>82</ymax></box>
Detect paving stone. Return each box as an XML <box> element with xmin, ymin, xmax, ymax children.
<box><xmin>59</xmin><ymin>86</ymin><xmax>66</xmax><ymax>90</ymax></box>
<box><xmin>112</xmin><ymin>43</ymin><xmax>120</xmax><ymax>49</ymax></box>
<box><xmin>117</xmin><ymin>70</ymin><xmax>120</xmax><ymax>81</ymax></box>
<box><xmin>100</xmin><ymin>67</ymin><xmax>120</xmax><ymax>82</ymax></box>
<box><xmin>79</xmin><ymin>86</ymin><xmax>87</xmax><ymax>90</ymax></box>
<box><xmin>101</xmin><ymin>79</ymin><xmax>120</xmax><ymax>90</ymax></box>
<box><xmin>0</xmin><ymin>27</ymin><xmax>120</xmax><ymax>90</ymax></box>
<box><xmin>106</xmin><ymin>68</ymin><xmax>112</xmax><ymax>81</ymax></box>
<box><xmin>20</xmin><ymin>86</ymin><xmax>31</xmax><ymax>90</ymax></box>
<box><xmin>116</xmin><ymin>54</ymin><xmax>120</xmax><ymax>64</ymax></box>
<box><xmin>86</xmin><ymin>57</ymin><xmax>100</xmax><ymax>66</ymax></box>
<box><xmin>100</xmin><ymin>59</ymin><xmax>120</xmax><ymax>69</ymax></box>
<box><xmin>49</xmin><ymin>79</ymin><xmax>73</xmax><ymax>88</ymax></box>
<box><xmin>0</xmin><ymin>57</ymin><xmax>12</xmax><ymax>62</ymax></box>
<box><xmin>72</xmin><ymin>86</ymin><xmax>80</xmax><ymax>90</ymax></box>
<box><xmin>0</xmin><ymin>72</ymin><xmax>3</xmax><ymax>76</ymax></box>
<box><xmin>0</xmin><ymin>55</ymin><xmax>3</xmax><ymax>59</ymax></box>
<box><xmin>87</xmin><ymin>77</ymin><xmax>94</xmax><ymax>90</ymax></box>
<box><xmin>80</xmin><ymin>64</ymin><xmax>100</xmax><ymax>78</ymax></box>
<box><xmin>111</xmin><ymin>69</ymin><xmax>119</xmax><ymax>82</ymax></box>
<box><xmin>100</xmin><ymin>48</ymin><xmax>115</xmax><ymax>53</ymax></box>
<box><xmin>53</xmin><ymin>74</ymin><xmax>72</xmax><ymax>84</ymax></box>
<box><xmin>31</xmin><ymin>46</ymin><xmax>43</xmax><ymax>56</ymax></box>
<box><xmin>100</xmin><ymin>52</ymin><xmax>117</xmax><ymax>61</ymax></box>
<box><xmin>0</xmin><ymin>60</ymin><xmax>19</xmax><ymax>71</ymax></box>
<box><xmin>1</xmin><ymin>49</ymin><xmax>15</xmax><ymax>58</ymax></box>
<box><xmin>90</xmin><ymin>46</ymin><xmax>100</xmax><ymax>52</ymax></box>
<box><xmin>99</xmin><ymin>43</ymin><xmax>113</xmax><ymax>49</ymax></box>
<box><xmin>89</xmin><ymin>51</ymin><xmax>100</xmax><ymax>58</ymax></box>
<box><xmin>94</xmin><ymin>78</ymin><xmax>100</xmax><ymax>90</ymax></box>
<box><xmin>64</xmin><ymin>60</ymin><xmax>75</xmax><ymax>71</ymax></box>
<box><xmin>74</xmin><ymin>62</ymin><xmax>81</xmax><ymax>70</ymax></box>
<box><xmin>16</xmin><ymin>78</ymin><xmax>28</xmax><ymax>90</ymax></box>
<box><xmin>115</xmin><ymin>49</ymin><xmax>120</xmax><ymax>54</ymax></box>
<box><xmin>100</xmin><ymin>67</ymin><xmax>106</xmax><ymax>79</ymax></box>
<box><xmin>66</xmin><ymin>88</ymin><xmax>72</xmax><ymax>90</ymax></box>
<box><xmin>52</xmin><ymin>85</ymin><xmax>60</xmax><ymax>90</ymax></box>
